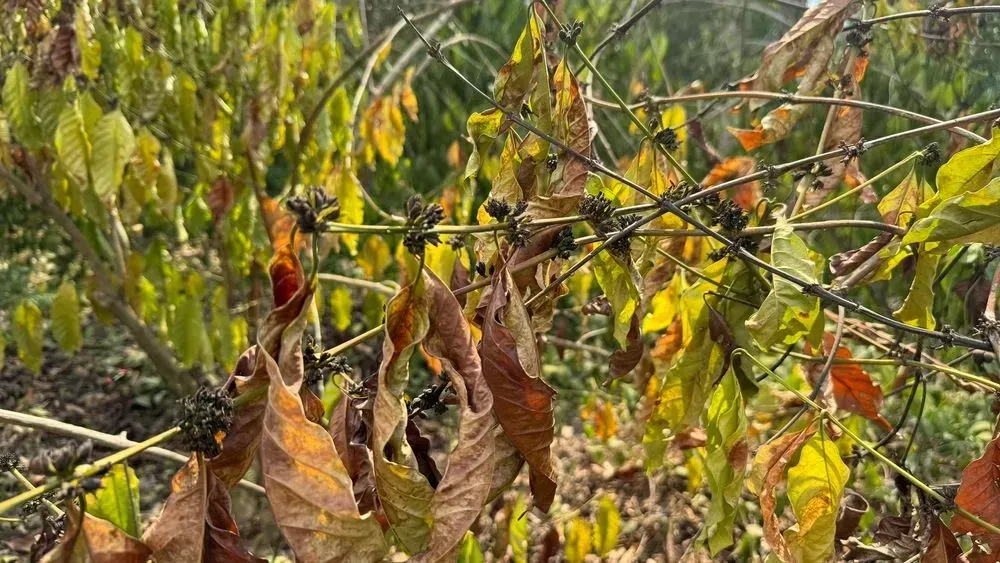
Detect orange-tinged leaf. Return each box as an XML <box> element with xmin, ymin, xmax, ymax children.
<box><xmin>258</xmin><ymin>195</ymin><xmax>302</xmax><ymax>253</ymax></box>
<box><xmin>746</xmin><ymin>427</ymin><xmax>815</xmax><ymax>562</ymax></box>
<box><xmin>270</xmin><ymin>246</ymin><xmax>302</xmax><ymax>309</ymax></box>
<box><xmin>42</xmin><ymin>503</ymin><xmax>149</xmax><ymax>563</ymax></box>
<box><xmin>807</xmin><ymin>333</ymin><xmax>891</xmax><ymax>431</ymax></box>
<box><xmin>701</xmin><ymin>157</ymin><xmax>760</xmax><ymax>210</ymax></box>
<box><xmin>259</xmin><ymin>347</ymin><xmax>388</xmax><ymax>561</ymax></box>
<box><xmin>479</xmin><ymin>269</ymin><xmax>557</xmax><ymax>511</ymax></box>
<box><xmin>142</xmin><ymin>455</ymin><xmax>263</xmax><ymax>562</ymax></box>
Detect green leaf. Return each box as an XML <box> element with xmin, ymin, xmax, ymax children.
<box><xmin>702</xmin><ymin>369</ymin><xmax>748</xmax><ymax>554</ymax></box>
<box><xmin>784</xmin><ymin>432</ymin><xmax>849</xmax><ymax>563</ymax></box>
<box><xmin>51</xmin><ymin>281</ymin><xmax>83</xmax><ymax>354</ymax></box>
<box><xmin>157</xmin><ymin>146</ymin><xmax>179</xmax><ymax>218</ymax></box>
<box><xmin>746</xmin><ymin>217</ymin><xmax>822</xmax><ymax>349</ymax></box>
<box><xmin>55</xmin><ymin>103</ymin><xmax>91</xmax><ymax>187</ymax></box>
<box><xmin>593</xmin><ymin>252</ymin><xmax>641</xmax><ymax>350</ymax></box>
<box><xmin>90</xmin><ymin>109</ymin><xmax>136</xmax><ymax>202</ymax></box>
<box><xmin>564</xmin><ymin>517</ymin><xmax>593</xmax><ymax>563</ymax></box>
<box><xmin>508</xmin><ymin>496</ymin><xmax>528</xmax><ymax>563</ymax></box>
<box><xmin>13</xmin><ymin>300</ymin><xmax>44</xmax><ymax>373</ymax></box>
<box><xmin>902</xmin><ymin>177</ymin><xmax>1000</xmax><ymax>247</ymax></box>
<box><xmin>935</xmin><ymin>125</ymin><xmax>1000</xmax><ymax>200</ymax></box>
<box><xmin>594</xmin><ymin>495</ymin><xmax>621</xmax><ymax>556</ymax></box>
<box><xmin>456</xmin><ymin>531</ymin><xmax>484</xmax><ymax>563</ymax></box>
<box><xmin>3</xmin><ymin>62</ymin><xmax>41</xmax><ymax>148</ymax></box>
<box><xmin>84</xmin><ymin>463</ymin><xmax>141</xmax><ymax>538</ymax></box>
<box><xmin>893</xmin><ymin>250</ymin><xmax>941</xmax><ymax>330</ymax></box>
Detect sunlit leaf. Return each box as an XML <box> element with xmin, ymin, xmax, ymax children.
<box><xmin>902</xmin><ymin>178</ymin><xmax>1000</xmax><ymax>247</ymax></box>
<box><xmin>935</xmin><ymin>125</ymin><xmax>1000</xmax><ymax>200</ymax></box>
<box><xmin>951</xmin><ymin>431</ymin><xmax>1000</xmax><ymax>560</ymax></box>
<box><xmin>3</xmin><ymin>62</ymin><xmax>41</xmax><ymax>149</ymax></box>
<box><xmin>55</xmin><ymin>103</ymin><xmax>91</xmax><ymax>188</ymax></box>
<box><xmin>508</xmin><ymin>496</ymin><xmax>529</xmax><ymax>563</ymax></box>
<box><xmin>593</xmin><ymin>252</ymin><xmax>640</xmax><ymax>350</ymax></box>
<box><xmin>746</xmin><ymin>427</ymin><xmax>815</xmax><ymax>562</ymax></box>
<box><xmin>784</xmin><ymin>432</ymin><xmax>850</xmax><ymax>563</ymax></box>
<box><xmin>564</xmin><ymin>517</ymin><xmax>593</xmax><ymax>563</ymax></box>
<box><xmin>893</xmin><ymin>250</ymin><xmax>941</xmax><ymax>331</ymax></box>
<box><xmin>456</xmin><ymin>531</ymin><xmax>484</xmax><ymax>563</ymax></box>
<box><xmin>808</xmin><ymin>334</ymin><xmax>891</xmax><ymax>431</ymax></box>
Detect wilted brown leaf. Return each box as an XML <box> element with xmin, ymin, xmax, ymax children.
<box><xmin>479</xmin><ymin>270</ymin><xmax>557</xmax><ymax>511</ymax></box>
<box><xmin>142</xmin><ymin>455</ymin><xmax>263</xmax><ymax>562</ymax></box>
<box><xmin>258</xmin><ymin>195</ymin><xmax>303</xmax><ymax>253</ymax></box>
<box><xmin>412</xmin><ymin>270</ymin><xmax>497</xmax><ymax>562</ymax></box>
<box><xmin>42</xmin><ymin>502</ymin><xmax>149</xmax><ymax>563</ymax></box>
<box><xmin>746</xmin><ymin>426</ymin><xmax>815</xmax><ymax>562</ymax></box>
<box><xmin>609</xmin><ymin>313</ymin><xmax>643</xmax><ymax>380</ymax></box>
<box><xmin>371</xmin><ymin>275</ymin><xmax>436</xmax><ymax>553</ymax></box>
<box><xmin>210</xmin><ymin>248</ymin><xmax>320</xmax><ymax>488</ymax></box>
<box><xmin>259</xmin><ymin>347</ymin><xmax>387</xmax><ymax>562</ymax></box>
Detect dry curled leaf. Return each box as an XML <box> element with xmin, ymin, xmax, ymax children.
<box><xmin>142</xmin><ymin>455</ymin><xmax>263</xmax><ymax>563</ymax></box>
<box><xmin>479</xmin><ymin>269</ymin><xmax>557</xmax><ymax>511</ymax></box>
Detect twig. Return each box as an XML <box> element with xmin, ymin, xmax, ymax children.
<box><xmin>317</xmin><ymin>273</ymin><xmax>398</xmax><ymax>296</ymax></box>
<box><xmin>0</xmin><ymin>408</ymin><xmax>265</xmax><ymax>495</ymax></box>
<box><xmin>846</xmin><ymin>6</ymin><xmax>1000</xmax><ymax>30</ymax></box>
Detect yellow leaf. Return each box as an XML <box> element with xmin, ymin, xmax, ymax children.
<box><xmin>13</xmin><ymin>299</ymin><xmax>44</xmax><ymax>373</ymax></box>
<box><xmin>594</xmin><ymin>495</ymin><xmax>621</xmax><ymax>556</ymax></box>
<box><xmin>784</xmin><ymin>432</ymin><xmax>849</xmax><ymax>563</ymax></box>
<box><xmin>564</xmin><ymin>517</ymin><xmax>592</xmax><ymax>563</ymax></box>
<box><xmin>329</xmin><ymin>286</ymin><xmax>352</xmax><ymax>332</ymax></box>
<box><xmin>51</xmin><ymin>281</ymin><xmax>83</xmax><ymax>354</ymax></box>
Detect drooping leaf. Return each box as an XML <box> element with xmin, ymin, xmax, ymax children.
<box><xmin>329</xmin><ymin>285</ymin><xmax>353</xmax><ymax>332</ymax></box>
<box><xmin>924</xmin><ymin>517</ymin><xmax>967</xmax><ymax>563</ymax></box>
<box><xmin>702</xmin><ymin>157</ymin><xmax>760</xmax><ymax>210</ymax></box>
<box><xmin>746</xmin><ymin>216</ymin><xmax>822</xmax><ymax>348</ymax></box>
<box><xmin>412</xmin><ymin>270</ymin><xmax>496</xmax><ymax>562</ymax></box>
<box><xmin>464</xmin><ymin>109</ymin><xmax>505</xmax><ymax>181</ymax></box>
<box><xmin>90</xmin><ymin>109</ymin><xmax>136</xmax><ymax>202</ymax></box>
<box><xmin>329</xmin><ymin>166</ymin><xmax>364</xmax><ymax>254</ymax></box>
<box><xmin>893</xmin><ymin>250</ymin><xmax>941</xmax><ymax>331</ymax></box>
<box><xmin>142</xmin><ymin>455</ymin><xmax>264</xmax><ymax>562</ymax></box>
<box><xmin>902</xmin><ymin>178</ymin><xmax>1000</xmax><ymax>247</ymax></box>
<box><xmin>13</xmin><ymin>299</ymin><xmax>44</xmax><ymax>373</ymax></box>
<box><xmin>702</xmin><ymin>369</ymin><xmax>748</xmax><ymax>554</ymax></box>
<box><xmin>51</xmin><ymin>281</ymin><xmax>83</xmax><ymax>354</ymax></box>
<box><xmin>784</xmin><ymin>432</ymin><xmax>850</xmax><ymax>563</ymax></box>
<box><xmin>41</xmin><ymin>502</ymin><xmax>149</xmax><ymax>563</ymax></box>
<box><xmin>3</xmin><ymin>62</ymin><xmax>41</xmax><ymax>149</ymax></box>
<box><xmin>493</xmin><ymin>10</ymin><xmax>544</xmax><ymax>114</ymax></box>
<box><xmin>593</xmin><ymin>252</ymin><xmax>641</xmax><ymax>350</ymax></box>
<box><xmin>527</xmin><ymin>59</ymin><xmax>591</xmax><ymax>218</ymax></box>
<box><xmin>746</xmin><ymin>427</ymin><xmax>815</xmax><ymax>562</ymax></box>
<box><xmin>594</xmin><ymin>495</ymin><xmax>621</xmax><ymax>557</ymax></box>
<box><xmin>372</xmin><ymin>270</ymin><xmax>435</xmax><ymax>552</ymax></box>
<box><xmin>84</xmin><ymin>464</ymin><xmax>141</xmax><ymax>538</ymax></box>
<box><xmin>935</xmin><ymin>125</ymin><xmax>1000</xmax><ymax>200</ymax></box>
<box><xmin>479</xmin><ymin>270</ymin><xmax>557</xmax><ymax>511</ymax></box>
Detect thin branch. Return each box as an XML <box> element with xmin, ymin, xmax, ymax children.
<box><xmin>847</xmin><ymin>6</ymin><xmax>1000</xmax><ymax>29</ymax></box>
<box><xmin>585</xmin><ymin>90</ymin><xmax>987</xmax><ymax>143</ymax></box>
<box><xmin>317</xmin><ymin>273</ymin><xmax>398</xmax><ymax>296</ymax></box>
